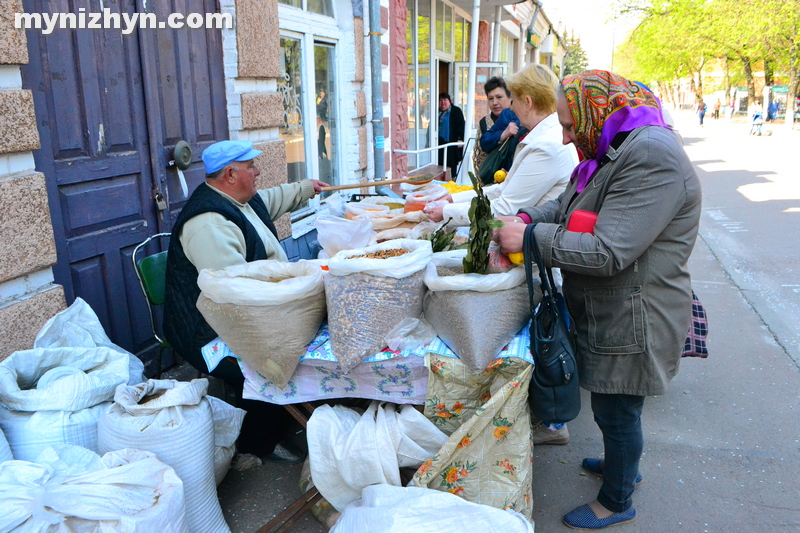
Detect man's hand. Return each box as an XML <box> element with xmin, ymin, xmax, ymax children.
<box><xmin>500</xmin><ymin>122</ymin><xmax>519</xmax><ymax>141</ymax></box>
<box><xmin>493</xmin><ymin>216</ymin><xmax>526</xmax><ymax>254</ymax></box>
<box><xmin>310</xmin><ymin>180</ymin><xmax>328</xmax><ymax>194</ymax></box>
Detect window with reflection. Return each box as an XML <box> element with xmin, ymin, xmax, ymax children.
<box><xmin>278</xmin><ymin>36</ymin><xmax>307</xmax><ymax>212</ymax></box>
<box><xmin>279</xmin><ymin>0</ymin><xmax>332</xmax><ymax>16</ymax></box>
<box><xmin>407</xmin><ymin>0</ymin><xmax>433</xmax><ymax>170</ymax></box>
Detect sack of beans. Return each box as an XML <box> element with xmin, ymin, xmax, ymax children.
<box><xmin>325</xmin><ymin>239</ymin><xmax>432</xmax><ymax>373</ymax></box>
<box><xmin>196</xmin><ymin>260</ymin><xmax>326</xmax><ymax>388</ymax></box>
<box><xmin>422</xmin><ymin>250</ymin><xmax>534</xmax><ymax>372</ymax></box>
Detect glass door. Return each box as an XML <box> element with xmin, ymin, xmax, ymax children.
<box><xmin>453</xmin><ymin>62</ymin><xmax>508</xmax><ymax>131</ymax></box>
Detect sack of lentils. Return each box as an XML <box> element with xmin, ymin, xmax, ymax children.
<box><xmin>422</xmin><ymin>250</ymin><xmax>534</xmax><ymax>373</ymax></box>
<box><xmin>325</xmin><ymin>239</ymin><xmax>432</xmax><ymax>372</ymax></box>
<box><xmin>197</xmin><ymin>260</ymin><xmax>326</xmax><ymax>388</ymax></box>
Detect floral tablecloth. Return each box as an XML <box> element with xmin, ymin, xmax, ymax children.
<box><xmin>205</xmin><ymin>322</ymin><xmax>532</xmax><ymax>406</ymax></box>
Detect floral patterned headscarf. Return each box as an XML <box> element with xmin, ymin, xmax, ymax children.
<box><xmin>561</xmin><ymin>70</ymin><xmax>668</xmax><ymax>193</ymax></box>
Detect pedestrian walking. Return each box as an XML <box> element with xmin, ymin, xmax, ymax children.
<box><xmin>696</xmin><ymin>100</ymin><xmax>707</xmax><ymax>126</ymax></box>
<box><xmin>713</xmin><ymin>99</ymin><xmax>721</xmax><ymax>120</ymax></box>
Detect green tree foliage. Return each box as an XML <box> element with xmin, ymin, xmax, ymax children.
<box><xmin>615</xmin><ymin>0</ymin><xmax>799</xmax><ymax>116</ymax></box>
<box><xmin>562</xmin><ymin>32</ymin><xmax>590</xmax><ymax>77</ymax></box>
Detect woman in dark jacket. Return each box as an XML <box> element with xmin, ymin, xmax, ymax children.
<box><xmin>495</xmin><ymin>70</ymin><xmax>702</xmax><ymax>529</ymax></box>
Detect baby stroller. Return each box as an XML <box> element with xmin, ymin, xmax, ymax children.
<box><xmin>749</xmin><ymin>112</ymin><xmax>764</xmax><ymax>135</ymax></box>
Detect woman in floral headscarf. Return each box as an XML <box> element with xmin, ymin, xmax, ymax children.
<box><xmin>495</xmin><ymin>70</ymin><xmax>702</xmax><ymax>529</ymax></box>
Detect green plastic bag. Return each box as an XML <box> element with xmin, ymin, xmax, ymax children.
<box><xmin>477</xmin><ymin>137</ymin><xmax>512</xmax><ymax>185</ymax></box>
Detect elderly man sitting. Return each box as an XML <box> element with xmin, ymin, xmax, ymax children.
<box><xmin>164</xmin><ymin>140</ymin><xmax>326</xmax><ymax>462</ymax></box>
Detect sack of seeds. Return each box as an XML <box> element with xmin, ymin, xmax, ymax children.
<box><xmin>196</xmin><ymin>260</ymin><xmax>326</xmax><ymax>388</ymax></box>
<box><xmin>423</xmin><ymin>251</ymin><xmax>533</xmax><ymax>372</ymax></box>
<box><xmin>325</xmin><ymin>239</ymin><xmax>432</xmax><ymax>372</ymax></box>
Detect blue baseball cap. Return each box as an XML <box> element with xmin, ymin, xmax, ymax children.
<box><xmin>202</xmin><ymin>140</ymin><xmax>263</xmax><ymax>174</ymax></box>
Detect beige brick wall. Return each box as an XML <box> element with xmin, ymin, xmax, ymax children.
<box><xmin>241</xmin><ymin>92</ymin><xmax>283</xmax><ymax>129</ymax></box>
<box><xmin>355</xmin><ymin>90</ymin><xmax>367</xmax><ymax>118</ymax></box>
<box><xmin>0</xmin><ymin>286</ymin><xmax>66</xmax><ymax>360</ymax></box>
<box><xmin>252</xmin><ymin>139</ymin><xmax>291</xmax><ymax>239</ymax></box>
<box><xmin>236</xmin><ymin>0</ymin><xmax>281</xmax><ymax>78</ymax></box>
<box><xmin>0</xmin><ymin>90</ymin><xmax>40</xmax><ymax>154</ymax></box>
<box><xmin>0</xmin><ymin>172</ymin><xmax>57</xmax><ymax>283</ymax></box>
<box><xmin>354</xmin><ymin>17</ymin><xmax>365</xmax><ymax>83</ymax></box>
<box><xmin>0</xmin><ymin>0</ymin><xmax>28</xmax><ymax>65</ymax></box>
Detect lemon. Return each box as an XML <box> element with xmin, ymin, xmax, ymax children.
<box><xmin>494</xmin><ymin>169</ymin><xmax>507</xmax><ymax>183</ymax></box>
<box><xmin>508</xmin><ymin>252</ymin><xmax>524</xmax><ymax>265</ymax></box>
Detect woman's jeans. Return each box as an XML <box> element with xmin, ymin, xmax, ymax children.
<box><xmin>591</xmin><ymin>392</ymin><xmax>645</xmax><ymax>513</ymax></box>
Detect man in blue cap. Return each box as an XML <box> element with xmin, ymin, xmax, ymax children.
<box><xmin>164</xmin><ymin>140</ymin><xmax>326</xmax><ymax>463</ymax></box>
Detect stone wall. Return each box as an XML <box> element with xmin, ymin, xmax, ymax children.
<box><xmin>0</xmin><ymin>0</ymin><xmax>66</xmax><ymax>359</ymax></box>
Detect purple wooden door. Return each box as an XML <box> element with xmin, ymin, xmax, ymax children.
<box><xmin>21</xmin><ymin>0</ymin><xmax>228</xmax><ymax>373</ymax></box>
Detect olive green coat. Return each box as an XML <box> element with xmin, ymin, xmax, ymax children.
<box><xmin>520</xmin><ymin>126</ymin><xmax>702</xmax><ymax>396</ymax></box>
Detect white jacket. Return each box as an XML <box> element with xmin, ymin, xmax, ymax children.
<box><xmin>443</xmin><ymin>113</ymin><xmax>578</xmax><ymax>226</ymax></box>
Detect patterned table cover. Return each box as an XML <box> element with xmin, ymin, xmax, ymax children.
<box><xmin>213</xmin><ymin>322</ymin><xmax>532</xmax><ymax>406</ymax></box>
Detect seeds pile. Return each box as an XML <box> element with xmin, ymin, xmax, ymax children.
<box><xmin>265</xmin><ymin>277</ymin><xmax>291</xmax><ymax>283</ymax></box>
<box><xmin>325</xmin><ymin>270</ymin><xmax>427</xmax><ymax>372</ymax></box>
<box><xmin>348</xmin><ymin>248</ymin><xmax>410</xmax><ymax>260</ymax></box>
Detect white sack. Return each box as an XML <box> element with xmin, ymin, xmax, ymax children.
<box><xmin>327</xmin><ymin>239</ymin><xmax>432</xmax><ymax>279</ymax></box>
<box><xmin>307</xmin><ymin>401</ymin><xmax>447</xmax><ymax>512</ymax></box>
<box><xmin>98</xmin><ymin>379</ymin><xmax>229</xmax><ymax>533</ymax></box>
<box><xmin>197</xmin><ymin>260</ymin><xmax>324</xmax><ymax>306</ymax></box>
<box><xmin>0</xmin><ymin>445</ymin><xmax>188</xmax><ymax>533</ymax></box>
<box><xmin>207</xmin><ymin>396</ymin><xmax>246</xmax><ymax>486</ymax></box>
<box><xmin>0</xmin><ymin>346</ymin><xmax>132</xmax><ymax>461</ymax></box>
<box><xmin>317</xmin><ymin>215</ymin><xmax>377</xmax><ymax>257</ymax></box>
<box><xmin>330</xmin><ymin>484</ymin><xmax>534</xmax><ymax>533</ymax></box>
<box><xmin>34</xmin><ymin>297</ymin><xmax>146</xmax><ymax>385</ymax></box>
<box><xmin>197</xmin><ymin>260</ymin><xmax>327</xmax><ymax>388</ymax></box>
<box><xmin>423</xmin><ymin>261</ymin><xmax>531</xmax><ymax>372</ymax></box>
<box><xmin>368</xmin><ymin>210</ymin><xmax>427</xmax><ymax>231</ymax></box>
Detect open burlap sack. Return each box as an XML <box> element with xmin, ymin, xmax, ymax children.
<box><xmin>197</xmin><ymin>260</ymin><xmax>326</xmax><ymax>388</ymax></box>
<box><xmin>422</xmin><ymin>254</ymin><xmax>534</xmax><ymax>372</ymax></box>
<box><xmin>325</xmin><ymin>239</ymin><xmax>432</xmax><ymax>373</ymax></box>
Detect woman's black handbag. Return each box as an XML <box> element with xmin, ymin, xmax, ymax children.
<box><xmin>523</xmin><ymin>224</ymin><xmax>581</xmax><ymax>424</ymax></box>
<box><xmin>477</xmin><ymin>137</ymin><xmax>511</xmax><ymax>185</ymax></box>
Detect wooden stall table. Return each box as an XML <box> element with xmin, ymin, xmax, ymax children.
<box><xmin>205</xmin><ymin>322</ymin><xmax>535</xmax><ymax>532</ymax></box>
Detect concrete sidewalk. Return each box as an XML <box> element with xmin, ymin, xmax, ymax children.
<box><xmin>215</xmin><ymin>231</ymin><xmax>800</xmax><ymax>532</ymax></box>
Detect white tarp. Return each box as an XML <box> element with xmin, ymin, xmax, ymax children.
<box><xmin>330</xmin><ymin>484</ymin><xmax>534</xmax><ymax>533</ymax></box>
<box><xmin>307</xmin><ymin>401</ymin><xmax>447</xmax><ymax>512</ymax></box>
<box><xmin>0</xmin><ymin>445</ymin><xmax>188</xmax><ymax>532</ymax></box>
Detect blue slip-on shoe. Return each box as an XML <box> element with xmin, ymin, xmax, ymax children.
<box><xmin>563</xmin><ymin>504</ymin><xmax>636</xmax><ymax>530</ymax></box>
<box><xmin>582</xmin><ymin>458</ymin><xmax>643</xmax><ymax>485</ymax></box>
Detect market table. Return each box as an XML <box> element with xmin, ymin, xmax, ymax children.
<box><xmin>205</xmin><ymin>322</ymin><xmax>534</xmax><ymax>532</ymax></box>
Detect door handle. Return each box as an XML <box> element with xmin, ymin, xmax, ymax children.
<box><xmin>169</xmin><ymin>140</ymin><xmax>193</xmax><ymax>199</ymax></box>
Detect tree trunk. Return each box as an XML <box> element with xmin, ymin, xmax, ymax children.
<box><xmin>764</xmin><ymin>58</ymin><xmax>774</xmax><ymax>87</ymax></box>
<box><xmin>786</xmin><ymin>25</ymin><xmax>799</xmax><ymax>128</ymax></box>
<box><xmin>742</xmin><ymin>56</ymin><xmax>756</xmax><ymax>105</ymax></box>
<box><xmin>724</xmin><ymin>57</ymin><xmax>731</xmax><ymax>95</ymax></box>
<box><xmin>695</xmin><ymin>57</ymin><xmax>706</xmax><ymax>101</ymax></box>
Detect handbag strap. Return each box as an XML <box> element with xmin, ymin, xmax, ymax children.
<box><xmin>523</xmin><ymin>223</ymin><xmax>558</xmax><ymax>311</ymax></box>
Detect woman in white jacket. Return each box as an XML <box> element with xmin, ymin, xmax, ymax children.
<box><xmin>426</xmin><ymin>64</ymin><xmax>578</xmax><ymax>226</ymax></box>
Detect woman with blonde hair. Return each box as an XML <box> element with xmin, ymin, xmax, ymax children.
<box><xmin>426</xmin><ymin>64</ymin><xmax>578</xmax><ymax>228</ymax></box>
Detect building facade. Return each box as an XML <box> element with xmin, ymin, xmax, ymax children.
<box><xmin>0</xmin><ymin>0</ymin><xmax>565</xmax><ymax>369</ymax></box>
